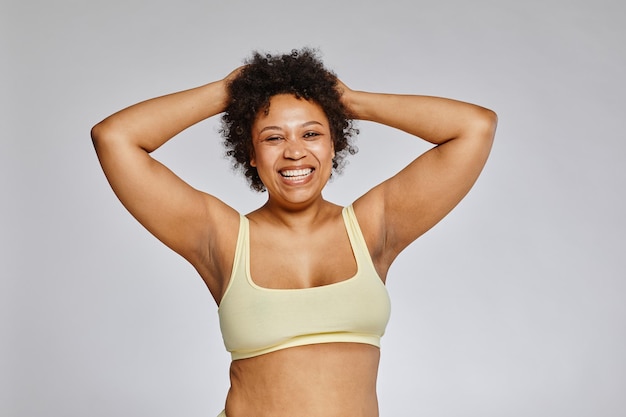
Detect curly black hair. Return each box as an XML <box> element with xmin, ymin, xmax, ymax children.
<box><xmin>220</xmin><ymin>48</ymin><xmax>358</xmax><ymax>192</ymax></box>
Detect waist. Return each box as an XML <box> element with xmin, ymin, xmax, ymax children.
<box><xmin>226</xmin><ymin>343</ymin><xmax>381</xmax><ymax>417</ymax></box>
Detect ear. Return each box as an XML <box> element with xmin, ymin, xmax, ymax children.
<box><xmin>249</xmin><ymin>150</ymin><xmax>256</xmax><ymax>167</ymax></box>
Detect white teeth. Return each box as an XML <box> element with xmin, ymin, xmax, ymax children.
<box><xmin>281</xmin><ymin>168</ymin><xmax>313</xmax><ymax>178</ymax></box>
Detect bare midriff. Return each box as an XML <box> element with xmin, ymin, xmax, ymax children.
<box><xmin>224</xmin><ymin>343</ymin><xmax>381</xmax><ymax>417</ymax></box>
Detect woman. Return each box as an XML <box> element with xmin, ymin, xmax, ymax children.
<box><xmin>92</xmin><ymin>48</ymin><xmax>497</xmax><ymax>417</ymax></box>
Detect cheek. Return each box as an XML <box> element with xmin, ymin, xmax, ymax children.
<box><xmin>250</xmin><ymin>147</ymin><xmax>277</xmax><ymax>170</ymax></box>
<box><xmin>322</xmin><ymin>139</ymin><xmax>335</xmax><ymax>160</ymax></box>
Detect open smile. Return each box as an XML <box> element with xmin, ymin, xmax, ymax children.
<box><xmin>279</xmin><ymin>168</ymin><xmax>314</xmax><ymax>180</ymax></box>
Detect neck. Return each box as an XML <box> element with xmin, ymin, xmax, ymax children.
<box><xmin>251</xmin><ymin>195</ymin><xmax>336</xmax><ymax>229</ymax></box>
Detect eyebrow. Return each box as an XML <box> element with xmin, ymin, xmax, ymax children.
<box><xmin>258</xmin><ymin>121</ymin><xmax>324</xmax><ymax>134</ymax></box>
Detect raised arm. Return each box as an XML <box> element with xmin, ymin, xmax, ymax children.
<box><xmin>91</xmin><ymin>71</ymin><xmax>241</xmax><ymax>295</ymax></box>
<box><xmin>343</xmin><ymin>82</ymin><xmax>498</xmax><ymax>275</ymax></box>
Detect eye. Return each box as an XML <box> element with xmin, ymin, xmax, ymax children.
<box><xmin>265</xmin><ymin>135</ymin><xmax>283</xmax><ymax>142</ymax></box>
<box><xmin>303</xmin><ymin>131</ymin><xmax>321</xmax><ymax>140</ymax></box>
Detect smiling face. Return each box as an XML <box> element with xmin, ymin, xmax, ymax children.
<box><xmin>250</xmin><ymin>94</ymin><xmax>335</xmax><ymax>208</ymax></box>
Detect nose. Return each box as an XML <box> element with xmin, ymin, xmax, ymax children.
<box><xmin>283</xmin><ymin>138</ymin><xmax>306</xmax><ymax>160</ymax></box>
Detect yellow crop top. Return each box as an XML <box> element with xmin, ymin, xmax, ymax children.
<box><xmin>217</xmin><ymin>205</ymin><xmax>391</xmax><ymax>360</ymax></box>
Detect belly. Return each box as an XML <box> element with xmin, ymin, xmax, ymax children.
<box><xmin>225</xmin><ymin>343</ymin><xmax>381</xmax><ymax>417</ymax></box>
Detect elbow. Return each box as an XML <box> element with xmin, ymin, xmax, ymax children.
<box><xmin>472</xmin><ymin>107</ymin><xmax>498</xmax><ymax>143</ymax></box>
<box><xmin>484</xmin><ymin>108</ymin><xmax>498</xmax><ymax>134</ymax></box>
<box><xmin>90</xmin><ymin>118</ymin><xmax>125</xmax><ymax>152</ymax></box>
<box><xmin>90</xmin><ymin>118</ymin><xmax>113</xmax><ymax>150</ymax></box>
<box><xmin>90</xmin><ymin>121</ymin><xmax>105</xmax><ymax>148</ymax></box>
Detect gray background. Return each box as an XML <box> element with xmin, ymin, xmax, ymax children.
<box><xmin>2</xmin><ymin>0</ymin><xmax>625</xmax><ymax>416</ymax></box>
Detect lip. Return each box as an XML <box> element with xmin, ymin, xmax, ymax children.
<box><xmin>280</xmin><ymin>167</ymin><xmax>314</xmax><ymax>177</ymax></box>
<box><xmin>278</xmin><ymin>166</ymin><xmax>315</xmax><ymax>185</ymax></box>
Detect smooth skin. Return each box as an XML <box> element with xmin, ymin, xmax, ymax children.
<box><xmin>92</xmin><ymin>68</ymin><xmax>497</xmax><ymax>417</ymax></box>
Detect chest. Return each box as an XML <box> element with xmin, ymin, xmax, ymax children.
<box><xmin>249</xmin><ymin>224</ymin><xmax>357</xmax><ymax>289</ymax></box>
